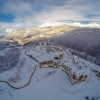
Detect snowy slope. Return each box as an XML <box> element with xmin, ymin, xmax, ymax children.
<box><xmin>0</xmin><ymin>42</ymin><xmax>100</xmax><ymax>100</ymax></box>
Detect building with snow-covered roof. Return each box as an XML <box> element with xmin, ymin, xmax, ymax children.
<box><xmin>96</xmin><ymin>72</ymin><xmax>100</xmax><ymax>78</ymax></box>
<box><xmin>39</xmin><ymin>60</ymin><xmax>58</xmax><ymax>68</ymax></box>
<box><xmin>62</xmin><ymin>62</ymin><xmax>90</xmax><ymax>84</ymax></box>
<box><xmin>54</xmin><ymin>53</ymin><xmax>63</xmax><ymax>60</ymax></box>
<box><xmin>73</xmin><ymin>55</ymin><xmax>80</xmax><ymax>64</ymax></box>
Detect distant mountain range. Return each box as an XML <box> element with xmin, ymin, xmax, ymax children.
<box><xmin>0</xmin><ymin>22</ymin><xmax>100</xmax><ymax>63</ymax></box>
<box><xmin>40</xmin><ymin>22</ymin><xmax>100</xmax><ymax>28</ymax></box>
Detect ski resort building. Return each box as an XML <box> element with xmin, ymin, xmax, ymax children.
<box><xmin>39</xmin><ymin>60</ymin><xmax>58</xmax><ymax>68</ymax></box>
<box><xmin>39</xmin><ymin>41</ymin><xmax>50</xmax><ymax>46</ymax></box>
<box><xmin>96</xmin><ymin>72</ymin><xmax>100</xmax><ymax>78</ymax></box>
<box><xmin>54</xmin><ymin>53</ymin><xmax>63</xmax><ymax>60</ymax></box>
<box><xmin>62</xmin><ymin>62</ymin><xmax>89</xmax><ymax>84</ymax></box>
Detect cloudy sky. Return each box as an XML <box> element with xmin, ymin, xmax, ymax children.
<box><xmin>0</xmin><ymin>0</ymin><xmax>100</xmax><ymax>31</ymax></box>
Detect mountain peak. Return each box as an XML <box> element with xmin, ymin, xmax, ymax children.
<box><xmin>39</xmin><ymin>22</ymin><xmax>67</xmax><ymax>27</ymax></box>
<box><xmin>40</xmin><ymin>22</ymin><xmax>100</xmax><ymax>28</ymax></box>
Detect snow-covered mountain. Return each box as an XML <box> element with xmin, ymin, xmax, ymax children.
<box><xmin>1</xmin><ymin>22</ymin><xmax>100</xmax><ymax>63</ymax></box>
<box><xmin>40</xmin><ymin>22</ymin><xmax>100</xmax><ymax>28</ymax></box>
<box><xmin>0</xmin><ymin>41</ymin><xmax>100</xmax><ymax>100</ymax></box>
<box><xmin>49</xmin><ymin>27</ymin><xmax>100</xmax><ymax>61</ymax></box>
<box><xmin>5</xmin><ymin>28</ymin><xmax>16</xmax><ymax>33</ymax></box>
<box><xmin>39</xmin><ymin>22</ymin><xmax>67</xmax><ymax>27</ymax></box>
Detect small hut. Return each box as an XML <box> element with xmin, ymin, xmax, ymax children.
<box><xmin>73</xmin><ymin>55</ymin><xmax>80</xmax><ymax>64</ymax></box>
<box><xmin>59</xmin><ymin>48</ymin><xmax>63</xmax><ymax>52</ymax></box>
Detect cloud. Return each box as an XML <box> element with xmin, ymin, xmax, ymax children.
<box><xmin>21</xmin><ymin>0</ymin><xmax>100</xmax><ymax>24</ymax></box>
<box><xmin>1</xmin><ymin>1</ymin><xmax>32</xmax><ymax>16</ymax></box>
<box><xmin>0</xmin><ymin>0</ymin><xmax>100</xmax><ymax>32</ymax></box>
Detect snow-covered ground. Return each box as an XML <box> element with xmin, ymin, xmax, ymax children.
<box><xmin>0</xmin><ymin>42</ymin><xmax>100</xmax><ymax>100</ymax></box>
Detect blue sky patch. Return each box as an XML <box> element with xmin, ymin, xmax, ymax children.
<box><xmin>0</xmin><ymin>13</ymin><xmax>15</xmax><ymax>23</ymax></box>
